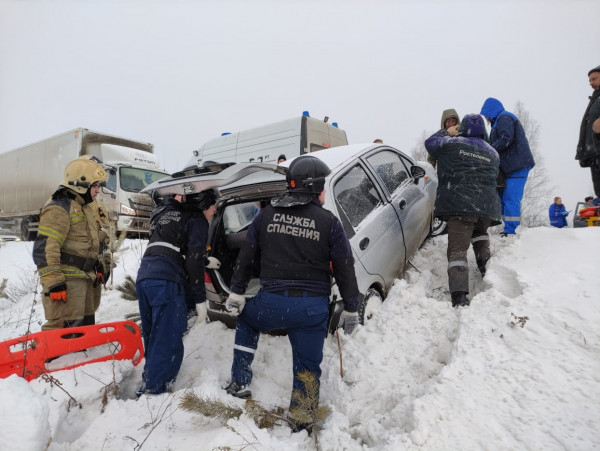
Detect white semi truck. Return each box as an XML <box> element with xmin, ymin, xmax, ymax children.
<box><xmin>185</xmin><ymin>112</ymin><xmax>348</xmax><ymax>168</ymax></box>
<box><xmin>0</xmin><ymin>128</ymin><xmax>169</xmax><ymax>240</ymax></box>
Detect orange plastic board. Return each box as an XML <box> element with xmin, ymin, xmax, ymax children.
<box><xmin>0</xmin><ymin>321</ymin><xmax>144</xmax><ymax>381</ymax></box>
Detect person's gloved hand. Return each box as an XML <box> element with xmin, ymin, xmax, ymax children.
<box><xmin>561</xmin><ymin>211</ymin><xmax>569</xmax><ymax>216</ymax></box>
<box><xmin>49</xmin><ymin>283</ymin><xmax>67</xmax><ymax>303</ymax></box>
<box><xmin>225</xmin><ymin>293</ymin><xmax>246</xmax><ymax>314</ymax></box>
<box><xmin>338</xmin><ymin>311</ymin><xmax>359</xmax><ymax>335</ymax></box>
<box><xmin>206</xmin><ymin>256</ymin><xmax>221</xmax><ymax>269</ymax></box>
<box><xmin>196</xmin><ymin>302</ymin><xmax>207</xmax><ymax>324</ymax></box>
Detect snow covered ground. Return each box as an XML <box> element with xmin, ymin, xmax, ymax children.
<box><xmin>0</xmin><ymin>227</ymin><xmax>599</xmax><ymax>451</ymax></box>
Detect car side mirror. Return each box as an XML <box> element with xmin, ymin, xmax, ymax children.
<box><xmin>410</xmin><ymin>165</ymin><xmax>426</xmax><ymax>183</ymax></box>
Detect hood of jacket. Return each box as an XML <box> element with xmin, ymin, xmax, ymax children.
<box><xmin>480</xmin><ymin>98</ymin><xmax>505</xmax><ymax>121</ymax></box>
<box><xmin>440</xmin><ymin>109</ymin><xmax>460</xmax><ymax>129</ymax></box>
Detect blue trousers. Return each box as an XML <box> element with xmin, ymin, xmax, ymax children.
<box><xmin>136</xmin><ymin>279</ymin><xmax>187</xmax><ymax>394</ymax></box>
<box><xmin>231</xmin><ymin>290</ymin><xmax>329</xmax><ymax>406</ymax></box>
<box><xmin>498</xmin><ymin>167</ymin><xmax>531</xmax><ymax>234</ymax></box>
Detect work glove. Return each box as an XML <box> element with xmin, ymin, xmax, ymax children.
<box><xmin>338</xmin><ymin>310</ymin><xmax>359</xmax><ymax>335</ymax></box>
<box><xmin>94</xmin><ymin>272</ymin><xmax>105</xmax><ymax>288</ymax></box>
<box><xmin>49</xmin><ymin>283</ymin><xmax>67</xmax><ymax>303</ymax></box>
<box><xmin>225</xmin><ymin>292</ymin><xmax>246</xmax><ymax>315</ymax></box>
<box><xmin>561</xmin><ymin>211</ymin><xmax>569</xmax><ymax>216</ymax></box>
<box><xmin>205</xmin><ymin>256</ymin><xmax>221</xmax><ymax>269</ymax></box>
<box><xmin>196</xmin><ymin>302</ymin><xmax>207</xmax><ymax>324</ymax></box>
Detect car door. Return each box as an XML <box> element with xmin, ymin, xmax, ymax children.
<box><xmin>364</xmin><ymin>148</ymin><xmax>431</xmax><ymax>260</ymax></box>
<box><xmin>329</xmin><ymin>161</ymin><xmax>405</xmax><ymax>290</ymax></box>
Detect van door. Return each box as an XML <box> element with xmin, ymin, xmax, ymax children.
<box><xmin>331</xmin><ymin>162</ymin><xmax>406</xmax><ymax>287</ymax></box>
<box><xmin>364</xmin><ymin>149</ymin><xmax>431</xmax><ymax>259</ymax></box>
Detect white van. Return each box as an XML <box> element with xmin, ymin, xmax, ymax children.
<box><xmin>185</xmin><ymin>112</ymin><xmax>348</xmax><ymax>168</ymax></box>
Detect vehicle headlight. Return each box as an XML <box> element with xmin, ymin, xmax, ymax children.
<box><xmin>120</xmin><ymin>204</ymin><xmax>136</xmax><ymax>216</ymax></box>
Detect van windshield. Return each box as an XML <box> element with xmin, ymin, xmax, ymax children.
<box><xmin>119</xmin><ymin>167</ymin><xmax>169</xmax><ymax>193</ymax></box>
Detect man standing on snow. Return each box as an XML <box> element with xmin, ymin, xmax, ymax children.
<box><xmin>425</xmin><ymin>114</ymin><xmax>502</xmax><ymax>307</ymax></box>
<box><xmin>223</xmin><ymin>155</ymin><xmax>359</xmax><ymax>432</ymax></box>
<box><xmin>33</xmin><ymin>158</ymin><xmax>108</xmax><ymax>330</ymax></box>
<box><xmin>576</xmin><ymin>65</ymin><xmax>600</xmax><ymax>197</ymax></box>
<box><xmin>135</xmin><ymin>189</ymin><xmax>219</xmax><ymax>396</ymax></box>
<box><xmin>480</xmin><ymin>98</ymin><xmax>535</xmax><ymax>236</ymax></box>
<box><xmin>548</xmin><ymin>197</ymin><xmax>569</xmax><ymax>228</ymax></box>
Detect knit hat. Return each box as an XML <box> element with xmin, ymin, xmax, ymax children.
<box><xmin>588</xmin><ymin>65</ymin><xmax>600</xmax><ymax>76</ymax></box>
<box><xmin>458</xmin><ymin>114</ymin><xmax>486</xmax><ymax>138</ymax></box>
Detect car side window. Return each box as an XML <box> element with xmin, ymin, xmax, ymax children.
<box><xmin>366</xmin><ymin>150</ymin><xmax>410</xmax><ymax>194</ymax></box>
<box><xmin>334</xmin><ymin>165</ymin><xmax>381</xmax><ymax>229</ymax></box>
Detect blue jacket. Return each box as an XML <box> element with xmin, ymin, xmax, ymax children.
<box><xmin>480</xmin><ymin>98</ymin><xmax>535</xmax><ymax>175</ymax></box>
<box><xmin>548</xmin><ymin>203</ymin><xmax>568</xmax><ymax>228</ymax></box>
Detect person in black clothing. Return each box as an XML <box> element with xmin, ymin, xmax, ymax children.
<box><xmin>224</xmin><ymin>156</ymin><xmax>359</xmax><ymax>426</ymax></box>
<box><xmin>425</xmin><ymin>114</ymin><xmax>502</xmax><ymax>307</ymax></box>
<box><xmin>576</xmin><ymin>65</ymin><xmax>600</xmax><ymax>197</ymax></box>
<box><xmin>135</xmin><ymin>189</ymin><xmax>219</xmax><ymax>396</ymax></box>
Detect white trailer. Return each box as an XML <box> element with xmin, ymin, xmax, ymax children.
<box><xmin>185</xmin><ymin>112</ymin><xmax>348</xmax><ymax>168</ymax></box>
<box><xmin>0</xmin><ymin>128</ymin><xmax>169</xmax><ymax>240</ymax></box>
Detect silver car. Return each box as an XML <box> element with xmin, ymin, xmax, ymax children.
<box><xmin>143</xmin><ymin>143</ymin><xmax>438</xmax><ymax>331</ymax></box>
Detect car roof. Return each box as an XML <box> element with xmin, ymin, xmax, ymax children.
<box><xmin>280</xmin><ymin>143</ymin><xmax>381</xmax><ymax>172</ymax></box>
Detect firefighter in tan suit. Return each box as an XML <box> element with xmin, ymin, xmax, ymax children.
<box><xmin>91</xmin><ymin>198</ymin><xmax>112</xmax><ymax>315</ymax></box>
<box><xmin>32</xmin><ymin>158</ymin><xmax>108</xmax><ymax>330</ymax></box>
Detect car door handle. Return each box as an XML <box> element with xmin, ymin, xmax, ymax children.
<box><xmin>398</xmin><ymin>199</ymin><xmax>407</xmax><ymax>210</ymax></box>
<box><xmin>359</xmin><ymin>237</ymin><xmax>369</xmax><ymax>250</ymax></box>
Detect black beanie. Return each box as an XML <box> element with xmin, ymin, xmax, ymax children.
<box><xmin>588</xmin><ymin>65</ymin><xmax>600</xmax><ymax>76</ymax></box>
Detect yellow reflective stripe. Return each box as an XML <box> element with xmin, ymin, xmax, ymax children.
<box><xmin>38</xmin><ymin>265</ymin><xmax>62</xmax><ymax>277</ymax></box>
<box><xmin>70</xmin><ymin>212</ymin><xmax>87</xmax><ymax>224</ymax></box>
<box><xmin>38</xmin><ymin>225</ymin><xmax>66</xmax><ymax>246</ymax></box>
<box><xmin>61</xmin><ymin>267</ymin><xmax>88</xmax><ymax>277</ymax></box>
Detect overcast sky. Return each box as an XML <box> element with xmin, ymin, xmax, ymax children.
<box><xmin>1</xmin><ymin>0</ymin><xmax>599</xmax><ymax>210</ymax></box>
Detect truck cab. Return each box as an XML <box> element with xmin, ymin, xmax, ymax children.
<box><xmin>90</xmin><ymin>144</ymin><xmax>169</xmax><ymax>235</ymax></box>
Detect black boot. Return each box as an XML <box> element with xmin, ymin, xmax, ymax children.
<box><xmin>451</xmin><ymin>291</ymin><xmax>470</xmax><ymax>308</ymax></box>
<box><xmin>476</xmin><ymin>258</ymin><xmax>489</xmax><ymax>277</ymax></box>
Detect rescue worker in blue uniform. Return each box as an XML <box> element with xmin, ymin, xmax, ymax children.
<box><xmin>480</xmin><ymin>98</ymin><xmax>535</xmax><ymax>236</ymax></box>
<box><xmin>548</xmin><ymin>197</ymin><xmax>569</xmax><ymax>228</ymax></box>
<box><xmin>135</xmin><ymin>188</ymin><xmax>219</xmax><ymax>396</ymax></box>
<box><xmin>224</xmin><ymin>156</ymin><xmax>359</xmax><ymax>425</ymax></box>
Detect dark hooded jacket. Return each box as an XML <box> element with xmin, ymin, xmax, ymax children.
<box><xmin>427</xmin><ymin>109</ymin><xmax>461</xmax><ymax>168</ymax></box>
<box><xmin>480</xmin><ymin>98</ymin><xmax>535</xmax><ymax>175</ymax></box>
<box><xmin>576</xmin><ymin>88</ymin><xmax>600</xmax><ymax>166</ymax></box>
<box><xmin>424</xmin><ymin>114</ymin><xmax>501</xmax><ymax>223</ymax></box>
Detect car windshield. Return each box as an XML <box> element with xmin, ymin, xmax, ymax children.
<box><xmin>119</xmin><ymin>167</ymin><xmax>169</xmax><ymax>193</ymax></box>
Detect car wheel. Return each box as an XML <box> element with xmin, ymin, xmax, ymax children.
<box><xmin>430</xmin><ymin>216</ymin><xmax>447</xmax><ymax>237</ymax></box>
<box><xmin>359</xmin><ymin>287</ymin><xmax>383</xmax><ymax>325</ymax></box>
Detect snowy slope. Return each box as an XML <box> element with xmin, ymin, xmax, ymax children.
<box><xmin>0</xmin><ymin>227</ymin><xmax>599</xmax><ymax>451</ymax></box>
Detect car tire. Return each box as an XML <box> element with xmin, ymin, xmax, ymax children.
<box><xmin>358</xmin><ymin>287</ymin><xmax>383</xmax><ymax>325</ymax></box>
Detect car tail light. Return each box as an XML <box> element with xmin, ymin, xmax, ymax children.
<box><xmin>205</xmin><ymin>272</ymin><xmax>216</xmax><ymax>293</ymax></box>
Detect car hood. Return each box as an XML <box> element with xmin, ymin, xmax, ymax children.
<box><xmin>141</xmin><ymin>162</ymin><xmax>286</xmax><ymax>196</ymax></box>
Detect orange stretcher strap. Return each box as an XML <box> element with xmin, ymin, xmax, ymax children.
<box><xmin>0</xmin><ymin>321</ymin><xmax>144</xmax><ymax>381</ymax></box>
